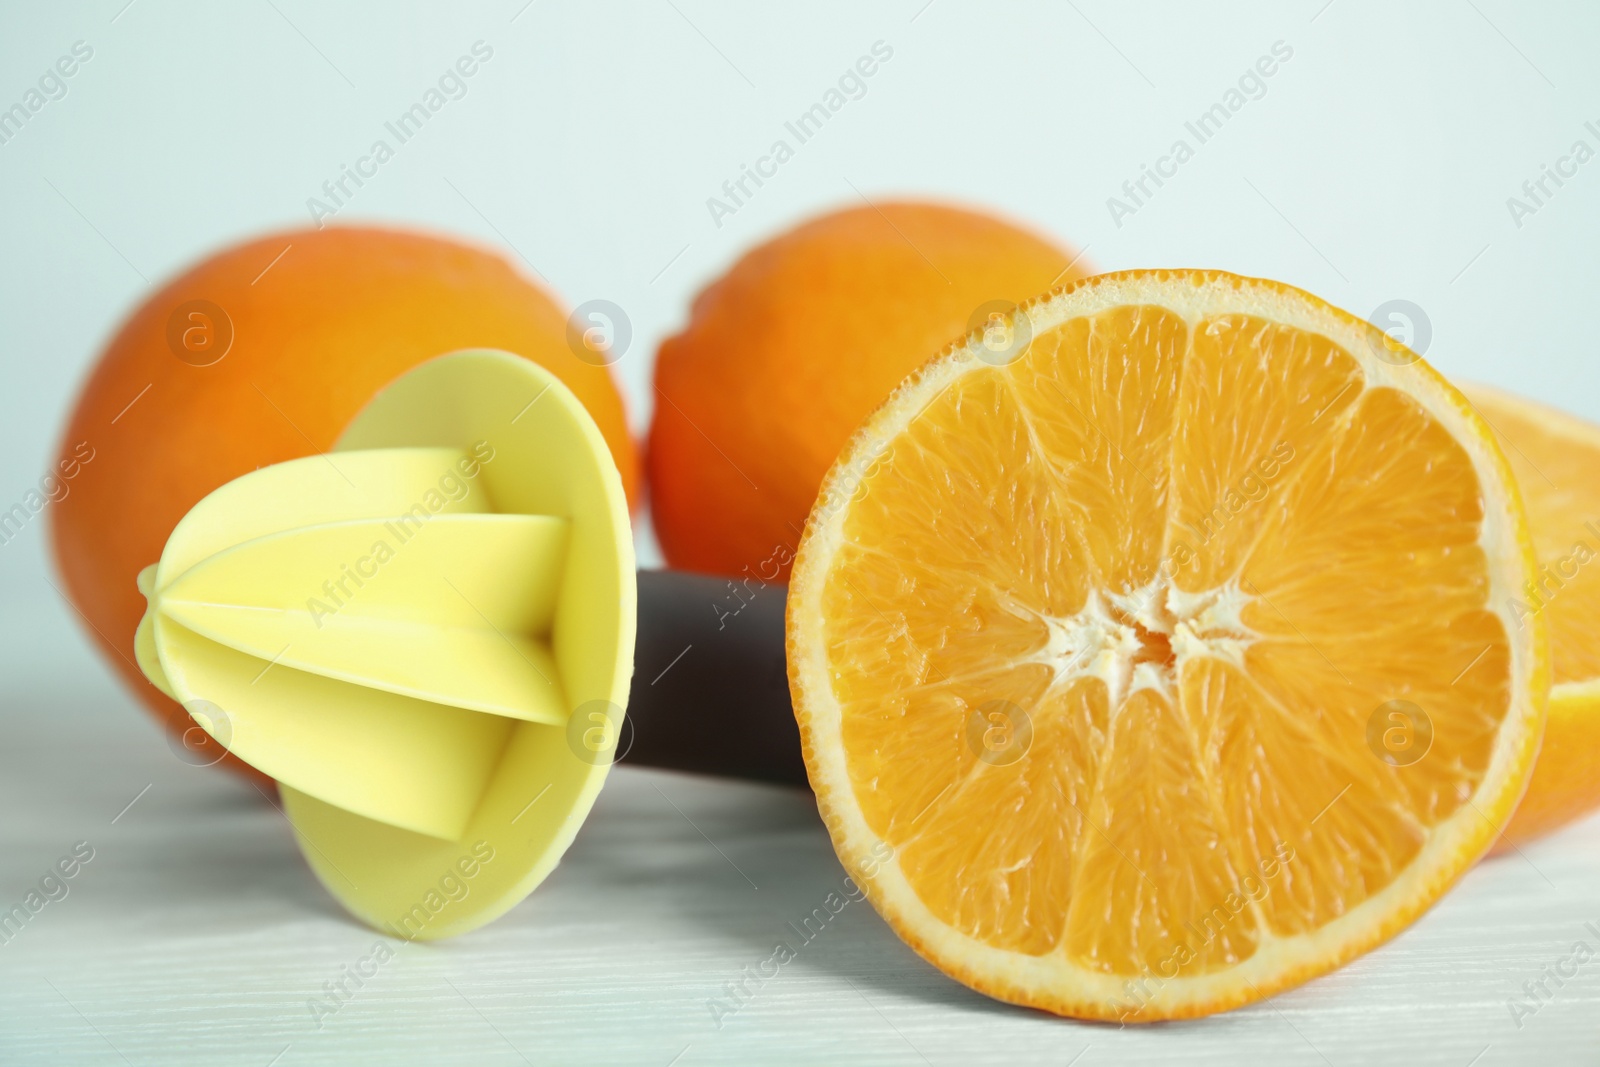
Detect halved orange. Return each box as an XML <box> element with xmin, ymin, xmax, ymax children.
<box><xmin>1462</xmin><ymin>383</ymin><xmax>1600</xmax><ymax>847</ymax></box>
<box><xmin>787</xmin><ymin>270</ymin><xmax>1547</xmax><ymax>1020</ymax></box>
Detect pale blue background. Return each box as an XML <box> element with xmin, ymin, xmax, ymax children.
<box><xmin>4</xmin><ymin>0</ymin><xmax>1598</xmax><ymax>650</ymax></box>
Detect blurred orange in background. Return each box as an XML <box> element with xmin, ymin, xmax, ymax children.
<box><xmin>648</xmin><ymin>201</ymin><xmax>1089</xmax><ymax>582</ymax></box>
<box><xmin>50</xmin><ymin>226</ymin><xmax>638</xmax><ymax>780</ymax></box>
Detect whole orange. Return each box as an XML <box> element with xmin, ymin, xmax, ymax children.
<box><xmin>50</xmin><ymin>226</ymin><xmax>638</xmax><ymax>779</ymax></box>
<box><xmin>648</xmin><ymin>201</ymin><xmax>1087</xmax><ymax>581</ymax></box>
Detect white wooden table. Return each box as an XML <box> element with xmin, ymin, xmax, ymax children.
<box><xmin>2</xmin><ymin>622</ymin><xmax>1598</xmax><ymax>1067</ymax></box>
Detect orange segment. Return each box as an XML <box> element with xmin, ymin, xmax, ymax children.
<box><xmin>1467</xmin><ymin>385</ymin><xmax>1600</xmax><ymax>684</ymax></box>
<box><xmin>1006</xmin><ymin>304</ymin><xmax>1186</xmax><ymax>590</ymax></box>
<box><xmin>1463</xmin><ymin>383</ymin><xmax>1600</xmax><ymax>845</ymax></box>
<box><xmin>788</xmin><ymin>270</ymin><xmax>1546</xmax><ymax>1020</ymax></box>
<box><xmin>1064</xmin><ymin>685</ymin><xmax>1251</xmax><ymax>974</ymax></box>
<box><xmin>1165</xmin><ymin>313</ymin><xmax>1362</xmax><ymax>590</ymax></box>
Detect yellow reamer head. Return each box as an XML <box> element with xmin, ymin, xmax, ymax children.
<box><xmin>132</xmin><ymin>350</ymin><xmax>636</xmax><ymax>940</ymax></box>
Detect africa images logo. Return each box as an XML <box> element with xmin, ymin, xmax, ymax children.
<box><xmin>704</xmin><ymin>40</ymin><xmax>894</xmax><ymax>228</ymax></box>
<box><xmin>0</xmin><ymin>40</ymin><xmax>94</xmax><ymax>147</ymax></box>
<box><xmin>1106</xmin><ymin>40</ymin><xmax>1293</xmax><ymax>228</ymax></box>
<box><xmin>305</xmin><ymin>41</ymin><xmax>495</xmax><ymax>227</ymax></box>
<box><xmin>303</xmin><ymin>442</ymin><xmax>495</xmax><ymax>628</ymax></box>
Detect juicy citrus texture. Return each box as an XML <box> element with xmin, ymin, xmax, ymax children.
<box><xmin>649</xmin><ymin>201</ymin><xmax>1088</xmax><ymax>581</ymax></box>
<box><xmin>51</xmin><ymin>227</ymin><xmax>638</xmax><ymax>781</ymax></box>
<box><xmin>1464</xmin><ymin>383</ymin><xmax>1600</xmax><ymax>846</ymax></box>
<box><xmin>788</xmin><ymin>271</ymin><xmax>1546</xmax><ymax>1020</ymax></box>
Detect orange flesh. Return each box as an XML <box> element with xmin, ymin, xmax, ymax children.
<box><xmin>1465</xmin><ymin>385</ymin><xmax>1600</xmax><ymax>846</ymax></box>
<box><xmin>821</xmin><ymin>307</ymin><xmax>1511</xmax><ymax>976</ymax></box>
<box><xmin>1472</xmin><ymin>392</ymin><xmax>1600</xmax><ymax>685</ymax></box>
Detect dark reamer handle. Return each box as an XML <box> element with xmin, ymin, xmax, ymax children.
<box><xmin>621</xmin><ymin>570</ymin><xmax>810</xmax><ymax>788</ymax></box>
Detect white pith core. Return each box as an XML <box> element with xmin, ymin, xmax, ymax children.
<box><xmin>1014</xmin><ymin>575</ymin><xmax>1256</xmax><ymax>710</ymax></box>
